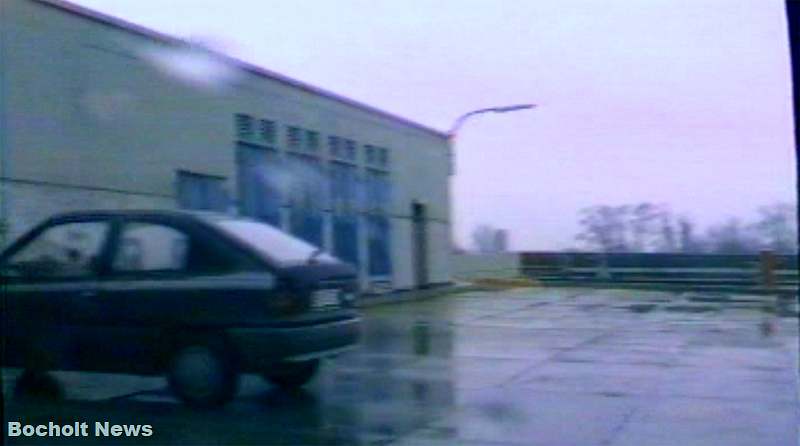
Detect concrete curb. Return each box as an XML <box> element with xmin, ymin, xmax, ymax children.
<box><xmin>356</xmin><ymin>283</ymin><xmax>481</xmax><ymax>308</ymax></box>
<box><xmin>530</xmin><ymin>281</ymin><xmax>798</xmax><ymax>296</ymax></box>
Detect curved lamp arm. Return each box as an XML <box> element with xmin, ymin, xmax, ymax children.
<box><xmin>448</xmin><ymin>104</ymin><xmax>536</xmax><ymax>138</ymax></box>
<box><xmin>446</xmin><ymin>104</ymin><xmax>536</xmax><ymax>175</ymax></box>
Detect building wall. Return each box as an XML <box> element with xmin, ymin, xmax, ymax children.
<box><xmin>0</xmin><ymin>0</ymin><xmax>451</xmax><ymax>289</ymax></box>
<box><xmin>450</xmin><ymin>253</ymin><xmax>522</xmax><ymax>280</ymax></box>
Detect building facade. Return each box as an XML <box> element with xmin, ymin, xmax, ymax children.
<box><xmin>0</xmin><ymin>0</ymin><xmax>452</xmax><ymax>291</ymax></box>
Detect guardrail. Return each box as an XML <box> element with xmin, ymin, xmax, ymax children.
<box><xmin>520</xmin><ymin>252</ymin><xmax>798</xmax><ymax>294</ymax></box>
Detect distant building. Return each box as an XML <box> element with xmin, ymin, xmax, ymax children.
<box><xmin>0</xmin><ymin>0</ymin><xmax>452</xmax><ymax>291</ymax></box>
<box><xmin>472</xmin><ymin>224</ymin><xmax>508</xmax><ymax>253</ymax></box>
<box><xmin>493</xmin><ymin>229</ymin><xmax>508</xmax><ymax>252</ymax></box>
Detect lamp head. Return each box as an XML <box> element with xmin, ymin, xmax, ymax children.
<box><xmin>492</xmin><ymin>104</ymin><xmax>536</xmax><ymax>113</ymax></box>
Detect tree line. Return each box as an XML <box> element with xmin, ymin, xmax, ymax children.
<box><xmin>575</xmin><ymin>202</ymin><xmax>797</xmax><ymax>254</ymax></box>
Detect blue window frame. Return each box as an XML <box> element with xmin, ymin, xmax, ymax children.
<box><xmin>306</xmin><ymin>130</ymin><xmax>319</xmax><ymax>152</ymax></box>
<box><xmin>176</xmin><ymin>171</ymin><xmax>229</xmax><ymax>212</ymax></box>
<box><xmin>365</xmin><ymin>169</ymin><xmax>390</xmax><ymax>211</ymax></box>
<box><xmin>235</xmin><ymin>114</ymin><xmax>253</xmax><ymax>140</ymax></box>
<box><xmin>259</xmin><ymin>119</ymin><xmax>276</xmax><ymax>144</ymax></box>
<box><xmin>330</xmin><ymin>162</ymin><xmax>358</xmax><ymax>210</ymax></box>
<box><xmin>344</xmin><ymin>139</ymin><xmax>356</xmax><ymax>161</ymax></box>
<box><xmin>329</xmin><ymin>135</ymin><xmax>341</xmax><ymax>158</ymax></box>
<box><xmin>286</xmin><ymin>154</ymin><xmax>325</xmax><ymax>246</ymax></box>
<box><xmin>365</xmin><ymin>145</ymin><xmax>376</xmax><ymax>164</ymax></box>
<box><xmin>378</xmin><ymin>147</ymin><xmax>389</xmax><ymax>167</ymax></box>
<box><xmin>290</xmin><ymin>208</ymin><xmax>323</xmax><ymax>247</ymax></box>
<box><xmin>287</xmin><ymin>126</ymin><xmax>302</xmax><ymax>149</ymax></box>
<box><xmin>333</xmin><ymin>214</ymin><xmax>359</xmax><ymax>267</ymax></box>
<box><xmin>236</xmin><ymin>144</ymin><xmax>281</xmax><ymax>226</ymax></box>
<box><xmin>367</xmin><ymin>215</ymin><xmax>391</xmax><ymax>276</ymax></box>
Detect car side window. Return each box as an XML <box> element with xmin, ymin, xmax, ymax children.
<box><xmin>3</xmin><ymin>221</ymin><xmax>109</xmax><ymax>279</ymax></box>
<box><xmin>112</xmin><ymin>223</ymin><xmax>189</xmax><ymax>272</ymax></box>
<box><xmin>112</xmin><ymin>222</ymin><xmax>229</xmax><ymax>274</ymax></box>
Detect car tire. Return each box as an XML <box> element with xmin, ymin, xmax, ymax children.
<box><xmin>13</xmin><ymin>370</ymin><xmax>64</xmax><ymax>401</ymax></box>
<box><xmin>262</xmin><ymin>359</ymin><xmax>320</xmax><ymax>389</ymax></box>
<box><xmin>167</xmin><ymin>341</ymin><xmax>239</xmax><ymax>408</ymax></box>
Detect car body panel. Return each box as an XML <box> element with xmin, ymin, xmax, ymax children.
<box><xmin>0</xmin><ymin>210</ymin><xmax>361</xmax><ymax>375</ymax></box>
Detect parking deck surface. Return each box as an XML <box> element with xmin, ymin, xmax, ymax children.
<box><xmin>4</xmin><ymin>288</ymin><xmax>798</xmax><ymax>445</ymax></box>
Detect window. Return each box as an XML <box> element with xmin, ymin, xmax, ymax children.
<box><xmin>176</xmin><ymin>171</ymin><xmax>228</xmax><ymax>211</ymax></box>
<box><xmin>367</xmin><ymin>215</ymin><xmax>392</xmax><ymax>276</ymax></box>
<box><xmin>259</xmin><ymin>119</ymin><xmax>276</xmax><ymax>144</ymax></box>
<box><xmin>3</xmin><ymin>221</ymin><xmax>109</xmax><ymax>278</ymax></box>
<box><xmin>306</xmin><ymin>130</ymin><xmax>319</xmax><ymax>152</ymax></box>
<box><xmin>289</xmin><ymin>207</ymin><xmax>324</xmax><ymax>247</ymax></box>
<box><xmin>333</xmin><ymin>214</ymin><xmax>359</xmax><ymax>267</ymax></box>
<box><xmin>366</xmin><ymin>169</ymin><xmax>390</xmax><ymax>211</ymax></box>
<box><xmin>344</xmin><ymin>139</ymin><xmax>356</xmax><ymax>161</ymax></box>
<box><xmin>287</xmin><ymin>154</ymin><xmax>326</xmax><ymax>210</ymax></box>
<box><xmin>113</xmin><ymin>223</ymin><xmax>188</xmax><ymax>272</ymax></box>
<box><xmin>285</xmin><ymin>155</ymin><xmax>324</xmax><ymax>246</ymax></box>
<box><xmin>287</xmin><ymin>126</ymin><xmax>302</xmax><ymax>149</ymax></box>
<box><xmin>365</xmin><ymin>145</ymin><xmax>376</xmax><ymax>164</ymax></box>
<box><xmin>378</xmin><ymin>147</ymin><xmax>389</xmax><ymax>167</ymax></box>
<box><xmin>330</xmin><ymin>162</ymin><xmax>358</xmax><ymax>208</ymax></box>
<box><xmin>329</xmin><ymin>135</ymin><xmax>341</xmax><ymax>158</ymax></box>
<box><xmin>237</xmin><ymin>144</ymin><xmax>282</xmax><ymax>226</ymax></box>
<box><xmin>111</xmin><ymin>222</ymin><xmax>228</xmax><ymax>273</ymax></box>
<box><xmin>235</xmin><ymin>114</ymin><xmax>253</xmax><ymax>140</ymax></box>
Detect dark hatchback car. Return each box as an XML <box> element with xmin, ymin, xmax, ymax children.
<box><xmin>0</xmin><ymin>210</ymin><xmax>361</xmax><ymax>406</ymax></box>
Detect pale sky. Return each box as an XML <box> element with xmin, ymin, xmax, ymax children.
<box><xmin>72</xmin><ymin>0</ymin><xmax>797</xmax><ymax>250</ymax></box>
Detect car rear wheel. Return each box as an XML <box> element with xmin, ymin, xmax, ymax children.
<box><xmin>167</xmin><ymin>342</ymin><xmax>239</xmax><ymax>408</ymax></box>
<box><xmin>262</xmin><ymin>359</ymin><xmax>320</xmax><ymax>389</ymax></box>
<box><xmin>13</xmin><ymin>370</ymin><xmax>64</xmax><ymax>401</ymax></box>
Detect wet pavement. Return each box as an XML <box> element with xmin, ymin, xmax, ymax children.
<box><xmin>4</xmin><ymin>288</ymin><xmax>799</xmax><ymax>445</ymax></box>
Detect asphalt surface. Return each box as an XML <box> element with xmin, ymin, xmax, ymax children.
<box><xmin>3</xmin><ymin>287</ymin><xmax>799</xmax><ymax>445</ymax></box>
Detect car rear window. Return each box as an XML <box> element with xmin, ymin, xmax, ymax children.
<box><xmin>213</xmin><ymin>219</ymin><xmax>336</xmax><ymax>266</ymax></box>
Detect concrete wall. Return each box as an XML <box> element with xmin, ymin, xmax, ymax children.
<box><xmin>0</xmin><ymin>0</ymin><xmax>451</xmax><ymax>288</ymax></box>
<box><xmin>450</xmin><ymin>253</ymin><xmax>522</xmax><ymax>280</ymax></box>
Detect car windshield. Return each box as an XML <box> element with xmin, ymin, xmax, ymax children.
<box><xmin>212</xmin><ymin>218</ymin><xmax>336</xmax><ymax>266</ymax></box>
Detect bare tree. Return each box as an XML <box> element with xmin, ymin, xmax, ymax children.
<box><xmin>658</xmin><ymin>211</ymin><xmax>677</xmax><ymax>252</ymax></box>
<box><xmin>677</xmin><ymin>216</ymin><xmax>703</xmax><ymax>253</ymax></box>
<box><xmin>751</xmin><ymin>203</ymin><xmax>798</xmax><ymax>254</ymax></box>
<box><xmin>576</xmin><ymin>205</ymin><xmax>630</xmax><ymax>252</ymax></box>
<box><xmin>704</xmin><ymin>218</ymin><xmax>762</xmax><ymax>254</ymax></box>
<box><xmin>629</xmin><ymin>203</ymin><xmax>659</xmax><ymax>251</ymax></box>
<box><xmin>576</xmin><ymin>202</ymin><xmax>797</xmax><ymax>255</ymax></box>
<box><xmin>577</xmin><ymin>203</ymin><xmax>676</xmax><ymax>252</ymax></box>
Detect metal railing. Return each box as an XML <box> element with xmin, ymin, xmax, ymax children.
<box><xmin>520</xmin><ymin>252</ymin><xmax>798</xmax><ymax>294</ymax></box>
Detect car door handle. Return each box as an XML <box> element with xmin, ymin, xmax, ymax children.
<box><xmin>79</xmin><ymin>290</ymin><xmax>98</xmax><ymax>298</ymax></box>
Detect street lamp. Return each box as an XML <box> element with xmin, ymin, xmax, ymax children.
<box><xmin>447</xmin><ymin>103</ymin><xmax>536</xmax><ymax>252</ymax></box>
<box><xmin>448</xmin><ymin>104</ymin><xmax>536</xmax><ymax>140</ymax></box>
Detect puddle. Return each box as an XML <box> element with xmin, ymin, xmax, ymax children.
<box><xmin>553</xmin><ymin>357</ymin><xmax>596</xmax><ymax>364</ymax></box>
<box><xmin>596</xmin><ymin>391</ymin><xmax>627</xmax><ymax>398</ymax></box>
<box><xmin>579</xmin><ymin>303</ymin><xmax>607</xmax><ymax>311</ymax></box>
<box><xmin>413</xmin><ymin>322</ymin><xmax>431</xmax><ymax>356</ymax></box>
<box><xmin>687</xmin><ymin>295</ymin><xmax>732</xmax><ymax>303</ymax></box>
<box><xmin>625</xmin><ymin>303</ymin><xmax>657</xmax><ymax>313</ymax></box>
<box><xmin>664</xmin><ymin>305</ymin><xmax>719</xmax><ymax>313</ymax></box>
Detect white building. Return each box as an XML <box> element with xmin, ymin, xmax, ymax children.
<box><xmin>0</xmin><ymin>0</ymin><xmax>452</xmax><ymax>291</ymax></box>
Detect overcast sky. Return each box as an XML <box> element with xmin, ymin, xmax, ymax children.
<box><xmin>72</xmin><ymin>0</ymin><xmax>797</xmax><ymax>250</ymax></box>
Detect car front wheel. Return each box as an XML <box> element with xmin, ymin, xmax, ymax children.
<box><xmin>262</xmin><ymin>359</ymin><xmax>320</xmax><ymax>389</ymax></box>
<box><xmin>167</xmin><ymin>343</ymin><xmax>239</xmax><ymax>408</ymax></box>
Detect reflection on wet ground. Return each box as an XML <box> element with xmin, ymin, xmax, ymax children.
<box><xmin>4</xmin><ymin>288</ymin><xmax>798</xmax><ymax>445</ymax></box>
